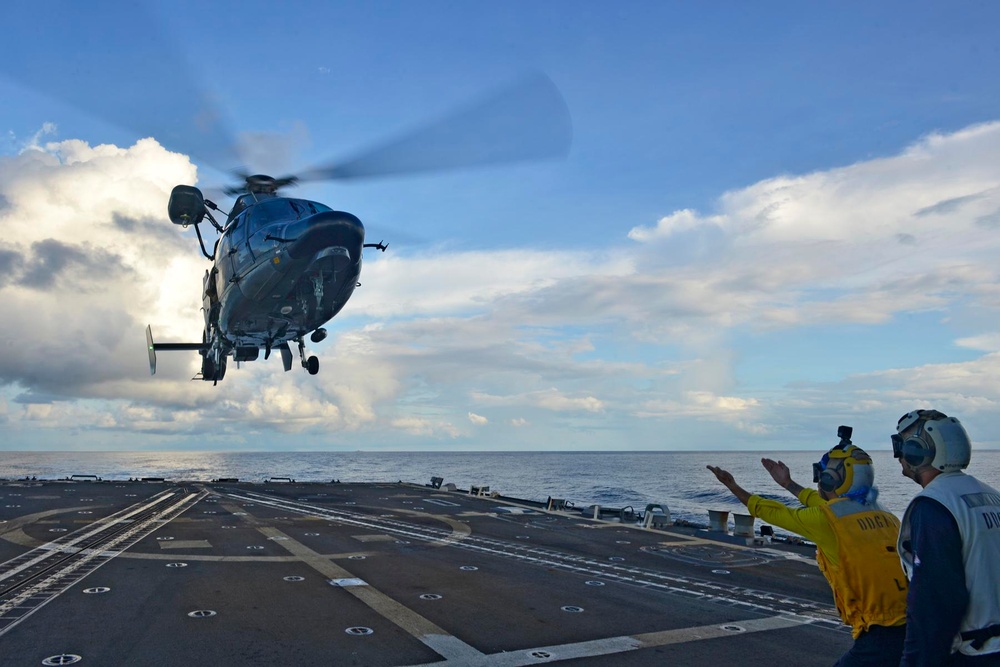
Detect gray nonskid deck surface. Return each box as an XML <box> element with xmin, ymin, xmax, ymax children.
<box><xmin>0</xmin><ymin>480</ymin><xmax>852</xmax><ymax>666</ymax></box>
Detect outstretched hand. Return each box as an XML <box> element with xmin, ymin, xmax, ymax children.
<box><xmin>761</xmin><ymin>458</ymin><xmax>791</xmax><ymax>488</ymax></box>
<box><xmin>706</xmin><ymin>465</ymin><xmax>736</xmax><ymax>488</ymax></box>
<box><xmin>706</xmin><ymin>465</ymin><xmax>751</xmax><ymax>505</ymax></box>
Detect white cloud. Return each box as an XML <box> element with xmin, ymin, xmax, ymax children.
<box><xmin>636</xmin><ymin>390</ymin><xmax>760</xmax><ymax>421</ymax></box>
<box><xmin>620</xmin><ymin>122</ymin><xmax>1000</xmax><ymax>341</ymax></box>
<box><xmin>472</xmin><ymin>388</ymin><xmax>604</xmax><ymax>413</ymax></box>
<box><xmin>7</xmin><ymin>121</ymin><xmax>1000</xmax><ymax>450</ymax></box>
<box><xmin>0</xmin><ymin>137</ymin><xmax>203</xmax><ymax>397</ymax></box>
<box><xmin>627</xmin><ymin>208</ymin><xmax>726</xmax><ymax>242</ymax></box>
<box><xmin>956</xmin><ymin>334</ymin><xmax>1000</xmax><ymax>352</ymax></box>
<box><xmin>354</xmin><ymin>248</ymin><xmax>633</xmax><ymax>319</ymax></box>
<box><xmin>535</xmin><ymin>390</ymin><xmax>604</xmax><ymax>413</ymax></box>
<box><xmin>21</xmin><ymin>122</ymin><xmax>58</xmax><ymax>152</ymax></box>
<box><xmin>390</xmin><ymin>416</ymin><xmax>460</xmax><ymax>438</ymax></box>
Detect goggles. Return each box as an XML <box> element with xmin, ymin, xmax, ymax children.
<box><xmin>812</xmin><ymin>452</ymin><xmax>830</xmax><ymax>483</ymax></box>
<box><xmin>891</xmin><ymin>415</ymin><xmax>924</xmax><ymax>459</ymax></box>
<box><xmin>891</xmin><ymin>434</ymin><xmax>904</xmax><ymax>458</ymax></box>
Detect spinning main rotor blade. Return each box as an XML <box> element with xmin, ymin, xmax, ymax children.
<box><xmin>6</xmin><ymin>2</ymin><xmax>571</xmax><ymax>189</ymax></box>
<box><xmin>4</xmin><ymin>0</ymin><xmax>242</xmax><ymax>173</ymax></box>
<box><xmin>295</xmin><ymin>73</ymin><xmax>572</xmax><ymax>183</ymax></box>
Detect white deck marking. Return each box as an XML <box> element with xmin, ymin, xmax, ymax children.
<box><xmin>0</xmin><ymin>491</ymin><xmax>177</xmax><ymax>584</ymax></box>
<box><xmin>226</xmin><ymin>490</ymin><xmax>841</xmax><ymax>628</ymax></box>
<box><xmin>411</xmin><ymin>614</ymin><xmax>809</xmax><ymax>666</ymax></box>
<box><xmin>0</xmin><ymin>491</ymin><xmax>204</xmax><ymax>638</ymax></box>
<box><xmin>157</xmin><ymin>540</ymin><xmax>212</xmax><ymax>549</ymax></box>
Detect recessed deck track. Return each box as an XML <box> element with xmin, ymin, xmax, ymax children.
<box><xmin>0</xmin><ymin>489</ymin><xmax>204</xmax><ymax>636</ymax></box>
<box><xmin>0</xmin><ymin>480</ymin><xmax>852</xmax><ymax>666</ymax></box>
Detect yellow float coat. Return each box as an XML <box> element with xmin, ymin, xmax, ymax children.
<box><xmin>748</xmin><ymin>489</ymin><xmax>907</xmax><ymax>637</ymax></box>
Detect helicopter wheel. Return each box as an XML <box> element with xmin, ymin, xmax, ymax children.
<box><xmin>306</xmin><ymin>356</ymin><xmax>319</xmax><ymax>375</ymax></box>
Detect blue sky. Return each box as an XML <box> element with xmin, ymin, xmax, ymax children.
<box><xmin>2</xmin><ymin>1</ymin><xmax>1000</xmax><ymax>452</ymax></box>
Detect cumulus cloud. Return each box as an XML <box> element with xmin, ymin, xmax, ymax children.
<box><xmin>471</xmin><ymin>388</ymin><xmax>604</xmax><ymax>413</ymax></box>
<box><xmin>6</xmin><ymin>121</ymin><xmax>1000</xmax><ymax>450</ymax></box>
<box><xmin>627</xmin><ymin>208</ymin><xmax>727</xmax><ymax>243</ymax></box>
<box><xmin>534</xmin><ymin>390</ymin><xmax>604</xmax><ymax>413</ymax></box>
<box><xmin>956</xmin><ymin>334</ymin><xmax>1000</xmax><ymax>352</ymax></box>
<box><xmin>636</xmin><ymin>391</ymin><xmax>763</xmax><ymax>427</ymax></box>
<box><xmin>625</xmin><ymin>123</ymin><xmax>1000</xmax><ymax>330</ymax></box>
<box><xmin>21</xmin><ymin>122</ymin><xmax>58</xmax><ymax>151</ymax></box>
<box><xmin>353</xmin><ymin>248</ymin><xmax>632</xmax><ymax>319</ymax></box>
<box><xmin>0</xmin><ymin>137</ymin><xmax>200</xmax><ymax>397</ymax></box>
<box><xmin>390</xmin><ymin>416</ymin><xmax>460</xmax><ymax>438</ymax></box>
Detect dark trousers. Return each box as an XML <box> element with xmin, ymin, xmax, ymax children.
<box><xmin>834</xmin><ymin>624</ymin><xmax>906</xmax><ymax>667</ymax></box>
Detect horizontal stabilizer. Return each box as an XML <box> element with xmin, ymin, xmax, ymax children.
<box><xmin>146</xmin><ymin>325</ymin><xmax>206</xmax><ymax>376</ymax></box>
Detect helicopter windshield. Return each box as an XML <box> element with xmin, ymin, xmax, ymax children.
<box><xmin>246</xmin><ymin>198</ymin><xmax>333</xmax><ymax>236</ymax></box>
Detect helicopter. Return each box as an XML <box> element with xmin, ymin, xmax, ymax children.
<box><xmin>1</xmin><ymin>3</ymin><xmax>571</xmax><ymax>385</ymax></box>
<box><xmin>145</xmin><ymin>173</ymin><xmax>388</xmax><ymax>383</ymax></box>
<box><xmin>144</xmin><ymin>74</ymin><xmax>573</xmax><ymax>384</ymax></box>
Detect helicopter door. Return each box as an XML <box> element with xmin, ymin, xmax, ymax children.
<box><xmin>231</xmin><ymin>211</ymin><xmax>253</xmax><ymax>275</ymax></box>
<box><xmin>245</xmin><ymin>200</ymin><xmax>280</xmax><ymax>263</ymax></box>
<box><xmin>214</xmin><ymin>229</ymin><xmax>235</xmax><ymax>290</ymax></box>
<box><xmin>217</xmin><ymin>210</ymin><xmax>249</xmax><ymax>286</ymax></box>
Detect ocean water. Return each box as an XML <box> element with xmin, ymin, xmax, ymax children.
<box><xmin>1</xmin><ymin>450</ymin><xmax>998</xmax><ymax>526</ymax></box>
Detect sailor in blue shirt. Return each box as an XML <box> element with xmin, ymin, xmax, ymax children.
<box><xmin>893</xmin><ymin>410</ymin><xmax>1000</xmax><ymax>666</ymax></box>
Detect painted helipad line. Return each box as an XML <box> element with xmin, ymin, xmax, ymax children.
<box><xmin>225</xmin><ymin>490</ymin><xmax>842</xmax><ymax>628</ymax></box>
<box><xmin>208</xmin><ymin>488</ymin><xmax>483</xmax><ymax>662</ymax></box>
<box><xmin>0</xmin><ymin>507</ymin><xmax>95</xmax><ymax>543</ymax></box>
<box><xmin>249</xmin><ymin>521</ymin><xmax>484</xmax><ymax>663</ymax></box>
<box><xmin>227</xmin><ymin>490</ymin><xmax>472</xmax><ymax>549</ymax></box>
<box><xmin>409</xmin><ymin>614</ymin><xmax>809</xmax><ymax>666</ymax></box>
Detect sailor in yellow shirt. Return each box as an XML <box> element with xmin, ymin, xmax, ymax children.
<box><xmin>708</xmin><ymin>437</ymin><xmax>907</xmax><ymax>667</ymax></box>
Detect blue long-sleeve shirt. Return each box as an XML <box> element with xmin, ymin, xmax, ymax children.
<box><xmin>900</xmin><ymin>496</ymin><xmax>967</xmax><ymax>667</ymax></box>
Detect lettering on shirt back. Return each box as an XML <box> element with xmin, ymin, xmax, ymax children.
<box><xmin>856</xmin><ymin>514</ymin><xmax>893</xmax><ymax>531</ymax></box>
<box><xmin>962</xmin><ymin>492</ymin><xmax>1000</xmax><ymax>508</ymax></box>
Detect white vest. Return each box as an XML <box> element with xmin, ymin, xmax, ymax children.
<box><xmin>898</xmin><ymin>471</ymin><xmax>1000</xmax><ymax>656</ymax></box>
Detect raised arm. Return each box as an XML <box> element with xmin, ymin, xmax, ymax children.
<box><xmin>706</xmin><ymin>465</ymin><xmax>752</xmax><ymax>506</ymax></box>
<box><xmin>761</xmin><ymin>458</ymin><xmax>806</xmax><ymax>497</ymax></box>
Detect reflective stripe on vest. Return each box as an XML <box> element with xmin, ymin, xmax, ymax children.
<box><xmin>817</xmin><ymin>498</ymin><xmax>908</xmax><ymax>637</ymax></box>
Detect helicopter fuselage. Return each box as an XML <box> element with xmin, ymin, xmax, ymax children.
<box><xmin>148</xmin><ymin>187</ymin><xmax>374</xmax><ymax>383</ymax></box>
<box><xmin>211</xmin><ymin>194</ymin><xmax>364</xmax><ymax>349</ymax></box>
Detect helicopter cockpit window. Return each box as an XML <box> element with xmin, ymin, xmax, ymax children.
<box><xmin>226</xmin><ymin>210</ymin><xmax>248</xmax><ymax>233</ymax></box>
<box><xmin>246</xmin><ymin>199</ymin><xmax>333</xmax><ymax>236</ymax></box>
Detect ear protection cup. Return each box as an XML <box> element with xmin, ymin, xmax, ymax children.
<box><xmin>898</xmin><ymin>414</ymin><xmax>936</xmax><ymax>467</ymax></box>
<box><xmin>901</xmin><ymin>432</ymin><xmax>934</xmax><ymax>468</ymax></box>
<box><xmin>895</xmin><ymin>410</ymin><xmax>971</xmax><ymax>472</ymax></box>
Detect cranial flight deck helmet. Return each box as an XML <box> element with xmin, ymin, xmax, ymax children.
<box><xmin>813</xmin><ymin>443</ymin><xmax>876</xmax><ymax>499</ymax></box>
<box><xmin>892</xmin><ymin>409</ymin><xmax>972</xmax><ymax>472</ymax></box>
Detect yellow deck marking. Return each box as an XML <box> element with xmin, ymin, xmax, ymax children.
<box><xmin>0</xmin><ymin>507</ymin><xmax>98</xmax><ymax>546</ymax></box>
<box><xmin>219</xmin><ymin>498</ymin><xmax>484</xmax><ymax>662</ymax></box>
<box><xmin>258</xmin><ymin>524</ymin><xmax>484</xmax><ymax>661</ymax></box>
